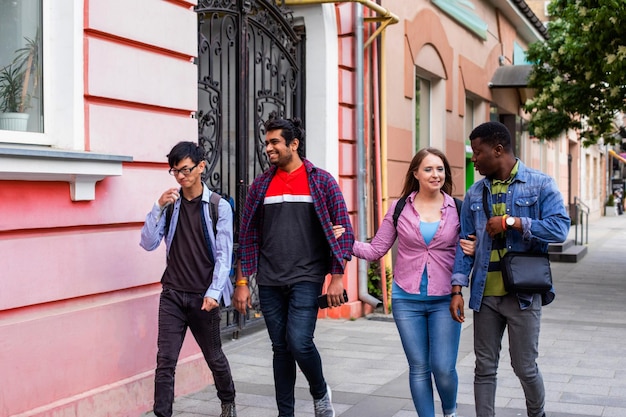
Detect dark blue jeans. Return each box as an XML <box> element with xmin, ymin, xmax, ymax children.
<box><xmin>154</xmin><ymin>287</ymin><xmax>235</xmax><ymax>417</ymax></box>
<box><xmin>259</xmin><ymin>281</ymin><xmax>327</xmax><ymax>417</ymax></box>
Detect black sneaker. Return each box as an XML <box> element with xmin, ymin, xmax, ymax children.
<box><xmin>220</xmin><ymin>402</ymin><xmax>237</xmax><ymax>417</ymax></box>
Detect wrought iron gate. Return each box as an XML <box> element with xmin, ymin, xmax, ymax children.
<box><xmin>195</xmin><ymin>0</ymin><xmax>305</xmax><ymax>335</ymax></box>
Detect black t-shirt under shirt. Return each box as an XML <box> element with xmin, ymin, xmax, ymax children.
<box><xmin>161</xmin><ymin>195</ymin><xmax>214</xmax><ymax>293</ymax></box>
<box><xmin>257</xmin><ymin>164</ymin><xmax>330</xmax><ymax>286</ymax></box>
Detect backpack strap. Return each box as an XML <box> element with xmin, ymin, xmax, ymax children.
<box><xmin>392</xmin><ymin>195</ymin><xmax>409</xmax><ymax>229</ymax></box>
<box><xmin>393</xmin><ymin>195</ymin><xmax>463</xmax><ymax>229</ymax></box>
<box><xmin>164</xmin><ymin>189</ymin><xmax>221</xmax><ymax>238</ymax></box>
<box><xmin>209</xmin><ymin>191</ymin><xmax>221</xmax><ymax>237</ymax></box>
<box><xmin>164</xmin><ymin>202</ymin><xmax>174</xmax><ymax>235</ymax></box>
<box><xmin>453</xmin><ymin>197</ymin><xmax>463</xmax><ymax>219</ymax></box>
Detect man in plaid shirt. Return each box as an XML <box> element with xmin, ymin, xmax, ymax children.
<box><xmin>233</xmin><ymin>116</ymin><xmax>354</xmax><ymax>417</ymax></box>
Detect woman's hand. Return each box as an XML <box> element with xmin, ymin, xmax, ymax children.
<box><xmin>460</xmin><ymin>234</ymin><xmax>476</xmax><ymax>256</ymax></box>
<box><xmin>332</xmin><ymin>224</ymin><xmax>345</xmax><ymax>239</ymax></box>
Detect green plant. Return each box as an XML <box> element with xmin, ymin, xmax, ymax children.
<box><xmin>606</xmin><ymin>194</ymin><xmax>615</xmax><ymax>207</ymax></box>
<box><xmin>0</xmin><ymin>33</ymin><xmax>40</xmax><ymax>114</ymax></box>
<box><xmin>0</xmin><ymin>63</ymin><xmax>27</xmax><ymax>113</ymax></box>
<box><xmin>367</xmin><ymin>261</ymin><xmax>392</xmax><ymax>300</ymax></box>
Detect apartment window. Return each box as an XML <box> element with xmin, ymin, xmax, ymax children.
<box><xmin>415</xmin><ymin>77</ymin><xmax>431</xmax><ymax>151</ymax></box>
<box><xmin>0</xmin><ymin>0</ymin><xmax>43</xmax><ymax>133</ymax></box>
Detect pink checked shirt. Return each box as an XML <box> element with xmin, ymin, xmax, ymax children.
<box><xmin>353</xmin><ymin>192</ymin><xmax>460</xmax><ymax>296</ymax></box>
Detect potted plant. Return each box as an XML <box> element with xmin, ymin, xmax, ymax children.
<box><xmin>0</xmin><ymin>33</ymin><xmax>40</xmax><ymax>132</ymax></box>
<box><xmin>605</xmin><ymin>193</ymin><xmax>616</xmax><ymax>216</ymax></box>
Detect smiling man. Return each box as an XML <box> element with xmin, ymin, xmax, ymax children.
<box><xmin>233</xmin><ymin>116</ymin><xmax>354</xmax><ymax>417</ymax></box>
<box><xmin>451</xmin><ymin>121</ymin><xmax>570</xmax><ymax>417</ymax></box>
<box><xmin>140</xmin><ymin>141</ymin><xmax>237</xmax><ymax>417</ymax></box>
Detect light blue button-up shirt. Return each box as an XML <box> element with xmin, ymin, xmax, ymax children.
<box><xmin>452</xmin><ymin>160</ymin><xmax>570</xmax><ymax>311</ymax></box>
<box><xmin>140</xmin><ymin>184</ymin><xmax>234</xmax><ymax>306</ymax></box>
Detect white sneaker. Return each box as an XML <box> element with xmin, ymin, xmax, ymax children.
<box><xmin>313</xmin><ymin>385</ymin><xmax>335</xmax><ymax>417</ymax></box>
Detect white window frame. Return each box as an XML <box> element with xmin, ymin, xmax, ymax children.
<box><xmin>0</xmin><ymin>0</ymin><xmax>131</xmax><ymax>201</ymax></box>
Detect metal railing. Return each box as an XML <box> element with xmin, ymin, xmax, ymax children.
<box><xmin>573</xmin><ymin>197</ymin><xmax>589</xmax><ymax>245</ymax></box>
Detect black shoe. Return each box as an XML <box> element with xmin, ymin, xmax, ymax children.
<box><xmin>220</xmin><ymin>402</ymin><xmax>237</xmax><ymax>417</ymax></box>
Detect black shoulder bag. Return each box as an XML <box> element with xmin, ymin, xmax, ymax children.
<box><xmin>482</xmin><ymin>186</ymin><xmax>552</xmax><ymax>294</ymax></box>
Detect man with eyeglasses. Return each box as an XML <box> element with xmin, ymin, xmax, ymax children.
<box><xmin>140</xmin><ymin>141</ymin><xmax>237</xmax><ymax>417</ymax></box>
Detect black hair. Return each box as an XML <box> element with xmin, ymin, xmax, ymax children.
<box><xmin>469</xmin><ymin>121</ymin><xmax>513</xmax><ymax>153</ymax></box>
<box><xmin>264</xmin><ymin>116</ymin><xmax>305</xmax><ymax>158</ymax></box>
<box><xmin>167</xmin><ymin>141</ymin><xmax>205</xmax><ymax>167</ymax></box>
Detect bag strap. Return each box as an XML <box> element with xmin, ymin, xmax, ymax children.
<box><xmin>392</xmin><ymin>195</ymin><xmax>408</xmax><ymax>229</ymax></box>
<box><xmin>483</xmin><ymin>184</ymin><xmax>508</xmax><ymax>253</ymax></box>
<box><xmin>453</xmin><ymin>197</ymin><xmax>462</xmax><ymax>219</ymax></box>
<box><xmin>482</xmin><ymin>185</ymin><xmax>491</xmax><ymax>219</ymax></box>
<box><xmin>165</xmin><ymin>189</ymin><xmax>221</xmax><ymax>238</ymax></box>
<box><xmin>209</xmin><ymin>191</ymin><xmax>221</xmax><ymax>237</ymax></box>
<box><xmin>164</xmin><ymin>200</ymin><xmax>174</xmax><ymax>235</ymax></box>
<box><xmin>394</xmin><ymin>195</ymin><xmax>463</xmax><ymax>229</ymax></box>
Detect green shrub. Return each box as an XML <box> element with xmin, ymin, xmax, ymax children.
<box><xmin>606</xmin><ymin>194</ymin><xmax>615</xmax><ymax>207</ymax></box>
<box><xmin>367</xmin><ymin>261</ymin><xmax>392</xmax><ymax>303</ymax></box>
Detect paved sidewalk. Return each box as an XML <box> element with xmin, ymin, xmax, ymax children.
<box><xmin>145</xmin><ymin>213</ymin><xmax>626</xmax><ymax>417</ymax></box>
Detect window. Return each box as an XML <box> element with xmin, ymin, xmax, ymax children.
<box><xmin>0</xmin><ymin>0</ymin><xmax>43</xmax><ymax>133</ymax></box>
<box><xmin>415</xmin><ymin>77</ymin><xmax>431</xmax><ymax>151</ymax></box>
<box><xmin>0</xmin><ymin>1</ymin><xmax>132</xmax><ymax>201</ymax></box>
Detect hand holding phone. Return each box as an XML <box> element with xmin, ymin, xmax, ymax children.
<box><xmin>317</xmin><ymin>289</ymin><xmax>348</xmax><ymax>309</ymax></box>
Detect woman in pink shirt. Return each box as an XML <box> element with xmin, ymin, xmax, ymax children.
<box><xmin>337</xmin><ymin>148</ymin><xmax>474</xmax><ymax>417</ymax></box>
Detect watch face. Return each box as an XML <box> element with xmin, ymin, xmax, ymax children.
<box><xmin>506</xmin><ymin>216</ymin><xmax>515</xmax><ymax>227</ymax></box>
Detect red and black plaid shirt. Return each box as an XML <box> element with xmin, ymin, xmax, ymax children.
<box><xmin>238</xmin><ymin>158</ymin><xmax>354</xmax><ymax>277</ymax></box>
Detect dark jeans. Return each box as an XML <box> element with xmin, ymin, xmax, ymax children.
<box><xmin>154</xmin><ymin>287</ymin><xmax>235</xmax><ymax>417</ymax></box>
<box><xmin>259</xmin><ymin>281</ymin><xmax>327</xmax><ymax>417</ymax></box>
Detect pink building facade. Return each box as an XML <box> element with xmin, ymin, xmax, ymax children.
<box><xmin>0</xmin><ymin>1</ymin><xmax>576</xmax><ymax>416</ymax></box>
<box><xmin>1</xmin><ymin>1</ymin><xmax>365</xmax><ymax>415</ymax></box>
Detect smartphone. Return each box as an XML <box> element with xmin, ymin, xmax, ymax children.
<box><xmin>317</xmin><ymin>289</ymin><xmax>348</xmax><ymax>309</ymax></box>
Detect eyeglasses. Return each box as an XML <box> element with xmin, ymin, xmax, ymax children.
<box><xmin>168</xmin><ymin>164</ymin><xmax>199</xmax><ymax>176</ymax></box>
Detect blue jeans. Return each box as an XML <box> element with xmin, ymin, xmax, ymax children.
<box><xmin>154</xmin><ymin>287</ymin><xmax>235</xmax><ymax>417</ymax></box>
<box><xmin>392</xmin><ymin>297</ymin><xmax>461</xmax><ymax>417</ymax></box>
<box><xmin>474</xmin><ymin>294</ymin><xmax>544</xmax><ymax>417</ymax></box>
<box><xmin>259</xmin><ymin>281</ymin><xmax>327</xmax><ymax>417</ymax></box>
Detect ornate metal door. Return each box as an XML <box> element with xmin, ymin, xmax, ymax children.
<box><xmin>196</xmin><ymin>0</ymin><xmax>305</xmax><ymax>334</ymax></box>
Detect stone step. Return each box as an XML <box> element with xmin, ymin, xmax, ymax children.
<box><xmin>549</xmin><ymin>244</ymin><xmax>588</xmax><ymax>263</ymax></box>
<box><xmin>548</xmin><ymin>239</ymin><xmax>574</xmax><ymax>253</ymax></box>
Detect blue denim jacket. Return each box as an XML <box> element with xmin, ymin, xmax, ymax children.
<box><xmin>452</xmin><ymin>160</ymin><xmax>570</xmax><ymax>311</ymax></box>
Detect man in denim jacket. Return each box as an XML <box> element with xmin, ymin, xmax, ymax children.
<box><xmin>450</xmin><ymin>121</ymin><xmax>570</xmax><ymax>417</ymax></box>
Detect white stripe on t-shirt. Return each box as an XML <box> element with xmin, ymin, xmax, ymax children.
<box><xmin>264</xmin><ymin>194</ymin><xmax>313</xmax><ymax>205</ymax></box>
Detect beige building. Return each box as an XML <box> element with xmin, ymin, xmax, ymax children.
<box><xmin>378</xmin><ymin>0</ymin><xmax>568</xmax><ymax>202</ymax></box>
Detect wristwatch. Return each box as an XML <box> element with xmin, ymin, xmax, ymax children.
<box><xmin>505</xmin><ymin>215</ymin><xmax>516</xmax><ymax>230</ymax></box>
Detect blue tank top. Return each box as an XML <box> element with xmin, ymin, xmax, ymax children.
<box><xmin>393</xmin><ymin>221</ymin><xmax>448</xmax><ymax>301</ymax></box>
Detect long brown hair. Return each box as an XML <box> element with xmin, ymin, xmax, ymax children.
<box><xmin>400</xmin><ymin>147</ymin><xmax>453</xmax><ymax>198</ymax></box>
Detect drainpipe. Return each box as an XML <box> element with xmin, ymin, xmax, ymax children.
<box><xmin>356</xmin><ymin>3</ymin><xmax>381</xmax><ymax>308</ymax></box>
<box><xmin>371</xmin><ymin>28</ymin><xmax>388</xmax><ymax>314</ymax></box>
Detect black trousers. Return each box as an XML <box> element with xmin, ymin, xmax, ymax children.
<box><xmin>154</xmin><ymin>287</ymin><xmax>235</xmax><ymax>417</ymax></box>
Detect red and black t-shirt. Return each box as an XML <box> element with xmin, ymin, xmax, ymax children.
<box><xmin>257</xmin><ymin>164</ymin><xmax>330</xmax><ymax>286</ymax></box>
